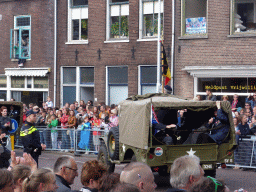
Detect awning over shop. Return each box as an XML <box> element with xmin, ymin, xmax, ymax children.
<box><xmin>183</xmin><ymin>65</ymin><xmax>256</xmax><ymax>78</ymax></box>
<box><xmin>5</xmin><ymin>68</ymin><xmax>50</xmax><ymax>77</ymax></box>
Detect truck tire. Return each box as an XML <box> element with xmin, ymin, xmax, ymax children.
<box><xmin>98</xmin><ymin>143</ymin><xmax>115</xmax><ymax>173</ymax></box>
<box><xmin>107</xmin><ymin>127</ymin><xmax>119</xmax><ymax>160</ymax></box>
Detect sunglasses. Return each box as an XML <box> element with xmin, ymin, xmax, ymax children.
<box><xmin>207</xmin><ymin>176</ymin><xmax>223</xmax><ymax>192</ymax></box>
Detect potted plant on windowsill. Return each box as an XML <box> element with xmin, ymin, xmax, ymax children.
<box><xmin>111</xmin><ymin>22</ymin><xmax>119</xmax><ymax>38</ymax></box>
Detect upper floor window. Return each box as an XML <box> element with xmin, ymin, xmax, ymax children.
<box><xmin>181</xmin><ymin>0</ymin><xmax>207</xmax><ymax>36</ymax></box>
<box><xmin>106</xmin><ymin>0</ymin><xmax>129</xmax><ymax>40</ymax></box>
<box><xmin>10</xmin><ymin>15</ymin><xmax>31</xmax><ymax>59</ymax></box>
<box><xmin>139</xmin><ymin>0</ymin><xmax>163</xmax><ymax>39</ymax></box>
<box><xmin>231</xmin><ymin>0</ymin><xmax>256</xmax><ymax>35</ymax></box>
<box><xmin>68</xmin><ymin>0</ymin><xmax>88</xmax><ymax>42</ymax></box>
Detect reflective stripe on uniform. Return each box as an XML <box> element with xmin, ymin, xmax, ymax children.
<box><xmin>20</xmin><ymin>126</ymin><xmax>38</xmax><ymax>137</ymax></box>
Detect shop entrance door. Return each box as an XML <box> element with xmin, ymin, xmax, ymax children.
<box><xmin>12</xmin><ymin>91</ymin><xmax>46</xmax><ymax>107</ymax></box>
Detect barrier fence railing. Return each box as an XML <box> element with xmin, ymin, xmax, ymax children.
<box><xmin>15</xmin><ymin>125</ymin><xmax>108</xmax><ymax>154</ymax></box>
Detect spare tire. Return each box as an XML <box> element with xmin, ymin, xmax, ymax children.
<box><xmin>107</xmin><ymin>126</ymin><xmax>119</xmax><ymax>160</ymax></box>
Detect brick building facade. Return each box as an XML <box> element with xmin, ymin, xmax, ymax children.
<box><xmin>0</xmin><ymin>0</ymin><xmax>54</xmax><ymax>106</ymax></box>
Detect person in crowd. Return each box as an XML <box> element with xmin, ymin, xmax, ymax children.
<box><xmin>0</xmin><ymin>169</ymin><xmax>15</xmax><ymax>192</ymax></box>
<box><xmin>0</xmin><ymin>129</ymin><xmax>11</xmax><ymax>168</ymax></box>
<box><xmin>109</xmin><ymin>109</ymin><xmax>118</xmax><ymax>128</ymax></box>
<box><xmin>76</xmin><ymin>107</ymin><xmax>87</xmax><ymax>125</ymax></box>
<box><xmin>11</xmin><ymin>165</ymin><xmax>32</xmax><ymax>192</ymax></box>
<box><xmin>245</xmin><ymin>108</ymin><xmax>252</xmax><ymax>123</ymax></box>
<box><xmin>22</xmin><ymin>107</ymin><xmax>27</xmax><ymax>123</ymax></box>
<box><xmin>93</xmin><ymin>106</ymin><xmax>99</xmax><ymax>116</ymax></box>
<box><xmin>239</xmin><ymin>108</ymin><xmax>245</xmax><ymax>115</ymax></box>
<box><xmin>80</xmin><ymin>160</ymin><xmax>107</xmax><ymax>192</ymax></box>
<box><xmin>193</xmin><ymin>95</ymin><xmax>201</xmax><ymax>101</ymax></box>
<box><xmin>244</xmin><ymin>102</ymin><xmax>252</xmax><ymax>113</ymax></box>
<box><xmin>23</xmin><ymin>103</ymin><xmax>28</xmax><ymax>111</ymax></box>
<box><xmin>74</xmin><ymin>101</ymin><xmax>79</xmax><ymax>110</ymax></box>
<box><xmin>245</xmin><ymin>93</ymin><xmax>256</xmax><ymax>109</ymax></box>
<box><xmin>28</xmin><ymin>103</ymin><xmax>34</xmax><ymax>110</ymax></box>
<box><xmin>249</xmin><ymin>115</ymin><xmax>256</xmax><ymax>134</ymax></box>
<box><xmin>9</xmin><ymin>151</ymin><xmax>37</xmax><ymax>172</ymax></box>
<box><xmin>109</xmin><ymin>183</ymin><xmax>140</xmax><ymax>192</ymax></box>
<box><xmin>78</xmin><ymin>116</ymin><xmax>91</xmax><ymax>154</ymax></box>
<box><xmin>80</xmin><ymin>100</ymin><xmax>86</xmax><ymax>108</ymax></box>
<box><xmin>8</xmin><ymin>105</ymin><xmax>19</xmax><ymax>122</ymax></box>
<box><xmin>237</xmin><ymin>114</ymin><xmax>251</xmax><ymax>138</ymax></box>
<box><xmin>100</xmin><ymin>114</ymin><xmax>110</xmax><ymax>134</ymax></box>
<box><xmin>233</xmin><ymin>117</ymin><xmax>241</xmax><ymax>170</ymax></box>
<box><xmin>253</xmin><ymin>106</ymin><xmax>256</xmax><ymax>116</ymax></box>
<box><xmin>92</xmin><ymin>113</ymin><xmax>101</xmax><ymax>153</ymax></box>
<box><xmin>70</xmin><ymin>104</ymin><xmax>78</xmax><ymax>115</ymax></box>
<box><xmin>60</xmin><ymin>108</ymin><xmax>70</xmax><ymax>152</ymax></box>
<box><xmin>231</xmin><ymin>94</ymin><xmax>242</xmax><ymax>111</ymax></box>
<box><xmin>46</xmin><ymin>97</ymin><xmax>54</xmax><ymax>108</ymax></box>
<box><xmin>167</xmin><ymin>155</ymin><xmax>204</xmax><ymax>192</ymax></box>
<box><xmin>56</xmin><ymin>109</ymin><xmax>63</xmax><ymax>125</ymax></box>
<box><xmin>205</xmin><ymin>89</ymin><xmax>217</xmax><ymax>101</ymax></box>
<box><xmin>0</xmin><ymin>106</ymin><xmax>12</xmax><ymax>134</ymax></box>
<box><xmin>98</xmin><ymin>173</ymin><xmax>120</xmax><ymax>192</ymax></box>
<box><xmin>222</xmin><ymin>95</ymin><xmax>229</xmax><ymax>102</ymax></box>
<box><xmin>22</xmin><ymin>168</ymin><xmax>58</xmax><ymax>192</ymax></box>
<box><xmin>189</xmin><ymin>176</ymin><xmax>230</xmax><ymax>192</ymax></box>
<box><xmin>99</xmin><ymin>105</ymin><xmax>108</xmax><ymax>119</ymax></box>
<box><xmin>164</xmin><ymin>85</ymin><xmax>172</xmax><ymax>94</ymax></box>
<box><xmin>120</xmin><ymin>162</ymin><xmax>156</xmax><ymax>192</ymax></box>
<box><xmin>67</xmin><ymin>110</ymin><xmax>77</xmax><ymax>151</ymax></box>
<box><xmin>48</xmin><ymin>114</ymin><xmax>59</xmax><ymax>149</ymax></box>
<box><xmin>20</xmin><ymin>110</ymin><xmax>46</xmax><ymax>165</ymax></box>
<box><xmin>38</xmin><ymin>111</ymin><xmax>47</xmax><ymax>149</ymax></box>
<box><xmin>53</xmin><ymin>155</ymin><xmax>78</xmax><ymax>192</ymax></box>
<box><xmin>87</xmin><ymin>100</ymin><xmax>93</xmax><ymax>106</ymax></box>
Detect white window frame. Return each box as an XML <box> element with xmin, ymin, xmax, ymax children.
<box><xmin>106</xmin><ymin>66</ymin><xmax>128</xmax><ymax>105</ymax></box>
<box><xmin>230</xmin><ymin>0</ymin><xmax>256</xmax><ymax>35</ymax></box>
<box><xmin>138</xmin><ymin>65</ymin><xmax>157</xmax><ymax>95</ymax></box>
<box><xmin>105</xmin><ymin>0</ymin><xmax>130</xmax><ymax>43</ymax></box>
<box><xmin>67</xmin><ymin>0</ymin><xmax>88</xmax><ymax>44</ymax></box>
<box><xmin>61</xmin><ymin>66</ymin><xmax>94</xmax><ymax>107</ymax></box>
<box><xmin>138</xmin><ymin>0</ymin><xmax>163</xmax><ymax>41</ymax></box>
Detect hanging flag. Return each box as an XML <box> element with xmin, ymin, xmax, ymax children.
<box><xmin>161</xmin><ymin>42</ymin><xmax>171</xmax><ymax>85</ymax></box>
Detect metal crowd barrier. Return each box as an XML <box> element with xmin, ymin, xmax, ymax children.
<box><xmin>15</xmin><ymin>125</ymin><xmax>109</xmax><ymax>154</ymax></box>
<box><xmin>227</xmin><ymin>136</ymin><xmax>256</xmax><ymax>169</ymax></box>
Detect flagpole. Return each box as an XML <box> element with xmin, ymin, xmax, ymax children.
<box><xmin>156</xmin><ymin>0</ymin><xmax>161</xmax><ymax>93</ymax></box>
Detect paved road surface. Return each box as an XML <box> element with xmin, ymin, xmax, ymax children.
<box><xmin>15</xmin><ymin>149</ymin><xmax>256</xmax><ymax>192</ymax></box>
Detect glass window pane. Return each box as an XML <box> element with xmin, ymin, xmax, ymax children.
<box><xmin>16</xmin><ymin>17</ymin><xmax>30</xmax><ymax>27</ymax></box>
<box><xmin>142</xmin><ymin>85</ymin><xmax>156</xmax><ymax>95</ymax></box>
<box><xmin>108</xmin><ymin>67</ymin><xmax>128</xmax><ymax>84</ymax></box>
<box><xmin>80</xmin><ymin>67</ymin><xmax>94</xmax><ymax>84</ymax></box>
<box><xmin>27</xmin><ymin>77</ymin><xmax>32</xmax><ymax>88</ymax></box>
<box><xmin>72</xmin><ymin>0</ymin><xmax>88</xmax><ymax>6</ymax></box>
<box><xmin>121</xmin><ymin>16</ymin><xmax>129</xmax><ymax>37</ymax></box>
<box><xmin>109</xmin><ymin>86</ymin><xmax>128</xmax><ymax>105</ymax></box>
<box><xmin>11</xmin><ymin>77</ymin><xmax>24</xmax><ymax>88</ymax></box>
<box><xmin>248</xmin><ymin>78</ymin><xmax>256</xmax><ymax>92</ymax></box>
<box><xmin>197</xmin><ymin>78</ymin><xmax>221</xmax><ymax>92</ymax></box>
<box><xmin>111</xmin><ymin>16</ymin><xmax>120</xmax><ymax>38</ymax></box>
<box><xmin>63</xmin><ymin>67</ymin><xmax>76</xmax><ymax>84</ymax></box>
<box><xmin>185</xmin><ymin>0</ymin><xmax>207</xmax><ymax>34</ymax></box>
<box><xmin>63</xmin><ymin>86</ymin><xmax>76</xmax><ymax>105</ymax></box>
<box><xmin>222</xmin><ymin>78</ymin><xmax>248</xmax><ymax>93</ymax></box>
<box><xmin>0</xmin><ymin>91</ymin><xmax>6</xmax><ymax>101</ymax></box>
<box><xmin>141</xmin><ymin>66</ymin><xmax>157</xmax><ymax>84</ymax></box>
<box><xmin>72</xmin><ymin>20</ymin><xmax>79</xmax><ymax>40</ymax></box>
<box><xmin>34</xmin><ymin>77</ymin><xmax>48</xmax><ymax>88</ymax></box>
<box><xmin>112</xmin><ymin>0</ymin><xmax>129</xmax><ymax>2</ymax></box>
<box><xmin>234</xmin><ymin>1</ymin><xmax>254</xmax><ymax>33</ymax></box>
<box><xmin>0</xmin><ymin>76</ymin><xmax>7</xmax><ymax>88</ymax></box>
<box><xmin>81</xmin><ymin>19</ymin><xmax>88</xmax><ymax>40</ymax></box>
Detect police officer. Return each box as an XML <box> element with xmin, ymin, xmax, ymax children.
<box><xmin>20</xmin><ymin>110</ymin><xmax>46</xmax><ymax>165</ymax></box>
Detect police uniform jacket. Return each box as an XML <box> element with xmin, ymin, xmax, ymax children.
<box><xmin>20</xmin><ymin>121</ymin><xmax>42</xmax><ymax>155</ymax></box>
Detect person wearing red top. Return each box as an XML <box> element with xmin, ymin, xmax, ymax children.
<box><xmin>92</xmin><ymin>114</ymin><xmax>101</xmax><ymax>153</ymax></box>
<box><xmin>60</xmin><ymin>108</ymin><xmax>70</xmax><ymax>151</ymax></box>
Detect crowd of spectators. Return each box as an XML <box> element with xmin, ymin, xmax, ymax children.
<box><xmin>0</xmin><ymin>153</ymin><xmax>247</xmax><ymax>192</ymax></box>
<box><xmin>21</xmin><ymin>97</ymin><xmax>119</xmax><ymax>153</ymax></box>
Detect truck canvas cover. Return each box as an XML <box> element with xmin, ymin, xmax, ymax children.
<box><xmin>119</xmin><ymin>93</ymin><xmax>235</xmax><ymax>149</ymax></box>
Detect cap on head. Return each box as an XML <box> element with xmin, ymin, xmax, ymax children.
<box><xmin>164</xmin><ymin>85</ymin><xmax>172</xmax><ymax>92</ymax></box>
<box><xmin>26</xmin><ymin>110</ymin><xmax>37</xmax><ymax>117</ymax></box>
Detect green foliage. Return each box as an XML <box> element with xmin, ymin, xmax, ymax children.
<box><xmin>111</xmin><ymin>16</ymin><xmax>129</xmax><ymax>37</ymax></box>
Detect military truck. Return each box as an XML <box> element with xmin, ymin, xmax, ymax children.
<box><xmin>98</xmin><ymin>94</ymin><xmax>237</xmax><ymax>177</ymax></box>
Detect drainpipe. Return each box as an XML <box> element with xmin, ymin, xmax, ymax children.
<box><xmin>171</xmin><ymin>0</ymin><xmax>175</xmax><ymax>94</ymax></box>
<box><xmin>53</xmin><ymin>0</ymin><xmax>57</xmax><ymax>107</ymax></box>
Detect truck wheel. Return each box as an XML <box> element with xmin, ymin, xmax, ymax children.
<box><xmin>107</xmin><ymin>127</ymin><xmax>119</xmax><ymax>160</ymax></box>
<box><xmin>98</xmin><ymin>143</ymin><xmax>115</xmax><ymax>173</ymax></box>
<box><xmin>204</xmin><ymin>169</ymin><xmax>216</xmax><ymax>178</ymax></box>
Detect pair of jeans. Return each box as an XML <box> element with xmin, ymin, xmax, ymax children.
<box><xmin>61</xmin><ymin>129</ymin><xmax>70</xmax><ymax>149</ymax></box>
<box><xmin>69</xmin><ymin>130</ymin><xmax>74</xmax><ymax>149</ymax></box>
<box><xmin>51</xmin><ymin>132</ymin><xmax>58</xmax><ymax>149</ymax></box>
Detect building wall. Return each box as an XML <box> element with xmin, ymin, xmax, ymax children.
<box><xmin>56</xmin><ymin>0</ymin><xmax>168</xmax><ymax>106</ymax></box>
<box><xmin>174</xmin><ymin>0</ymin><xmax>256</xmax><ymax>99</ymax></box>
<box><xmin>0</xmin><ymin>0</ymin><xmax>54</xmax><ymax>100</ymax></box>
